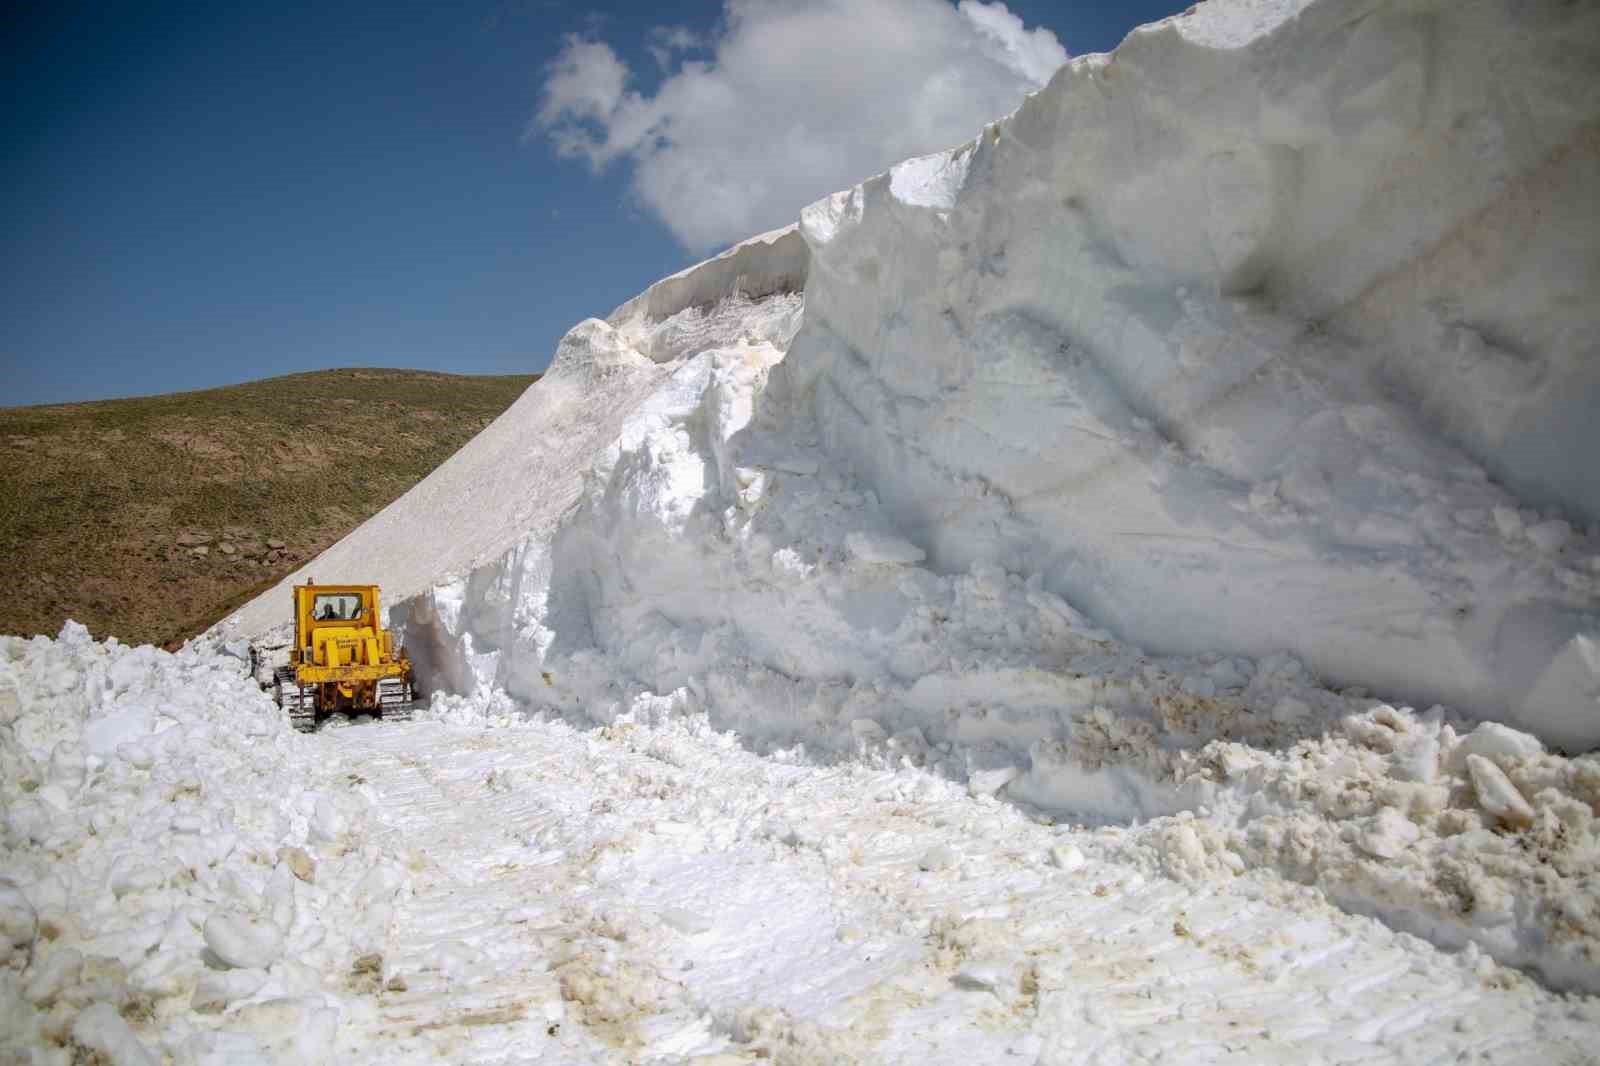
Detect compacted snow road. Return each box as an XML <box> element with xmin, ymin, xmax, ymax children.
<box><xmin>322</xmin><ymin>715</ymin><xmax>1597</xmax><ymax>1064</ymax></box>
<box><xmin>4</xmin><ymin>632</ymin><xmax>1597</xmax><ymax>1063</ymax></box>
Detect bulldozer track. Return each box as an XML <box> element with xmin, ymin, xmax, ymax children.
<box><xmin>272</xmin><ymin>665</ymin><xmax>419</xmax><ymax>732</ymax></box>
<box><xmin>381</xmin><ymin>698</ymin><xmax>420</xmax><ymax>723</ymax></box>
<box><xmin>274</xmin><ymin>666</ymin><xmax>319</xmax><ymax>732</ymax></box>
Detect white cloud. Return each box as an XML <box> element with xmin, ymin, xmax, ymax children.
<box><xmin>955</xmin><ymin>0</ymin><xmax>1068</xmax><ymax>84</ymax></box>
<box><xmin>533</xmin><ymin>0</ymin><xmax>1067</xmax><ymax>253</ymax></box>
<box><xmin>646</xmin><ymin>24</ymin><xmax>701</xmax><ymax>71</ymax></box>
<box><xmin>537</xmin><ymin>36</ymin><xmax>629</xmax><ymax>158</ymax></box>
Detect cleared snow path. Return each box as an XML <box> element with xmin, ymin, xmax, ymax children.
<box><xmin>325</xmin><ymin>716</ymin><xmax>1599</xmax><ymax>1064</ymax></box>
<box><xmin>4</xmin><ymin>630</ymin><xmax>1596</xmax><ymax>1062</ymax></box>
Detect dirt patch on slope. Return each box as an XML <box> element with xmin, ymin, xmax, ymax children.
<box><xmin>0</xmin><ymin>367</ymin><xmax>537</xmax><ymax>647</ymax></box>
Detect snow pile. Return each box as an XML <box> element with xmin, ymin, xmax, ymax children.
<box><xmin>1099</xmin><ymin>705</ymin><xmax>1600</xmax><ymax>991</ymax></box>
<box><xmin>0</xmin><ymin>625</ymin><xmax>412</xmax><ymax>1063</ymax></box>
<box><xmin>781</xmin><ymin>0</ymin><xmax>1600</xmax><ymax>743</ymax></box>
<box><xmin>216</xmin><ymin>0</ymin><xmax>1600</xmax><ymax>996</ymax></box>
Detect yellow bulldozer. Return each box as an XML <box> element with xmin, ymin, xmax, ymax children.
<box><xmin>254</xmin><ymin>581</ymin><xmax>419</xmax><ymax>732</ymax></box>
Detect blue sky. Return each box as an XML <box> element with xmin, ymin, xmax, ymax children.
<box><xmin>3</xmin><ymin>1</ymin><xmax>1186</xmax><ymax>407</ymax></box>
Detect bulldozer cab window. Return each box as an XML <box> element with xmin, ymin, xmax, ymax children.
<box><xmin>312</xmin><ymin>594</ymin><xmax>363</xmax><ymax>622</ymax></box>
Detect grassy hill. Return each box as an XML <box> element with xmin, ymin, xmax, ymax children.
<box><xmin>0</xmin><ymin>368</ymin><xmax>536</xmax><ymax>648</ymax></box>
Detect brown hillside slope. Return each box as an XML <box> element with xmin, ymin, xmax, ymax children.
<box><xmin>0</xmin><ymin>368</ymin><xmax>536</xmax><ymax>647</ymax></box>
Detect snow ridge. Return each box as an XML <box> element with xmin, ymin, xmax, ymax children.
<box><xmin>221</xmin><ymin>225</ymin><xmax>809</xmax><ymax>647</ymax></box>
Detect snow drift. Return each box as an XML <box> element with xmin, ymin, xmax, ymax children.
<box><xmin>217</xmin><ymin>0</ymin><xmax>1600</xmax><ymax>990</ymax></box>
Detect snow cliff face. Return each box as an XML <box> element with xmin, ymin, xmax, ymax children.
<box><xmin>776</xmin><ymin>0</ymin><xmax>1600</xmax><ymax>743</ymax></box>
<box><xmin>219</xmin><ymin>0</ymin><xmax>1600</xmax><ymax>990</ymax></box>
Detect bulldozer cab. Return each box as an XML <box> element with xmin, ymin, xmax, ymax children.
<box><xmin>295</xmin><ymin>585</ymin><xmax>377</xmax><ymax>658</ymax></box>
<box><xmin>311</xmin><ymin>592</ymin><xmax>364</xmax><ymax>622</ymax></box>
<box><xmin>299</xmin><ymin>586</ymin><xmax>375</xmax><ymax>634</ymax></box>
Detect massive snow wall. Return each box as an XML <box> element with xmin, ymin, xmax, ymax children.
<box><xmin>772</xmin><ymin>0</ymin><xmax>1600</xmax><ymax>746</ymax></box>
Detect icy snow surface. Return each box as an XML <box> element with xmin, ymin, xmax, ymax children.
<box><xmin>6</xmin><ymin>628</ymin><xmax>1600</xmax><ymax>1063</ymax></box>
<box><xmin>12</xmin><ymin>0</ymin><xmax>1582</xmax><ymax>1056</ymax></box>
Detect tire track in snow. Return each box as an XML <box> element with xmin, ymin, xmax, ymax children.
<box><xmin>320</xmin><ymin>717</ymin><xmax>1598</xmax><ymax>1064</ymax></box>
<box><xmin>327</xmin><ymin>726</ymin><xmax>619</xmax><ymax>1063</ymax></box>
<box><xmin>725</xmin><ymin>764</ymin><xmax>1593</xmax><ymax>1064</ymax></box>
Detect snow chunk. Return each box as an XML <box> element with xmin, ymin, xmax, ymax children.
<box><xmin>968</xmin><ymin>766</ymin><xmax>1019</xmax><ymax>797</ymax></box>
<box><xmin>845</xmin><ymin>531</ymin><xmax>926</xmax><ymax>566</ymax></box>
<box><xmin>0</xmin><ymin>878</ymin><xmax>37</xmax><ymax>963</ymax></box>
<box><xmin>82</xmin><ymin>705</ymin><xmax>156</xmax><ymax>759</ymax></box>
<box><xmin>1049</xmin><ymin>843</ymin><xmax>1086</xmax><ymax>872</ymax></box>
<box><xmin>24</xmin><ymin>946</ymin><xmax>83</xmax><ymax>1006</ymax></box>
<box><xmin>191</xmin><ymin>968</ymin><xmax>269</xmax><ymax>1012</ymax></box>
<box><xmin>203</xmin><ymin>911</ymin><xmax>285</xmax><ymax>970</ymax></box>
<box><xmin>308</xmin><ymin>794</ymin><xmax>346</xmax><ymax>843</ymax></box>
<box><xmin>1492</xmin><ymin>506</ymin><xmax>1525</xmax><ymax>541</ymax></box>
<box><xmin>1456</xmin><ymin>721</ymin><xmax>1544</xmax><ymax>765</ymax></box>
<box><xmin>1355</xmin><ymin>808</ymin><xmax>1422</xmax><ymax>860</ymax></box>
<box><xmin>230</xmin><ymin>998</ymin><xmax>340</xmax><ymax>1063</ymax></box>
<box><xmin>1390</xmin><ymin>731</ymin><xmax>1441</xmax><ymax>783</ymax></box>
<box><xmin>72</xmin><ymin>1003</ymin><xmax>157</xmax><ymax>1066</ymax></box>
<box><xmin>1465</xmin><ymin>755</ymin><xmax>1536</xmax><ymax>830</ymax></box>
